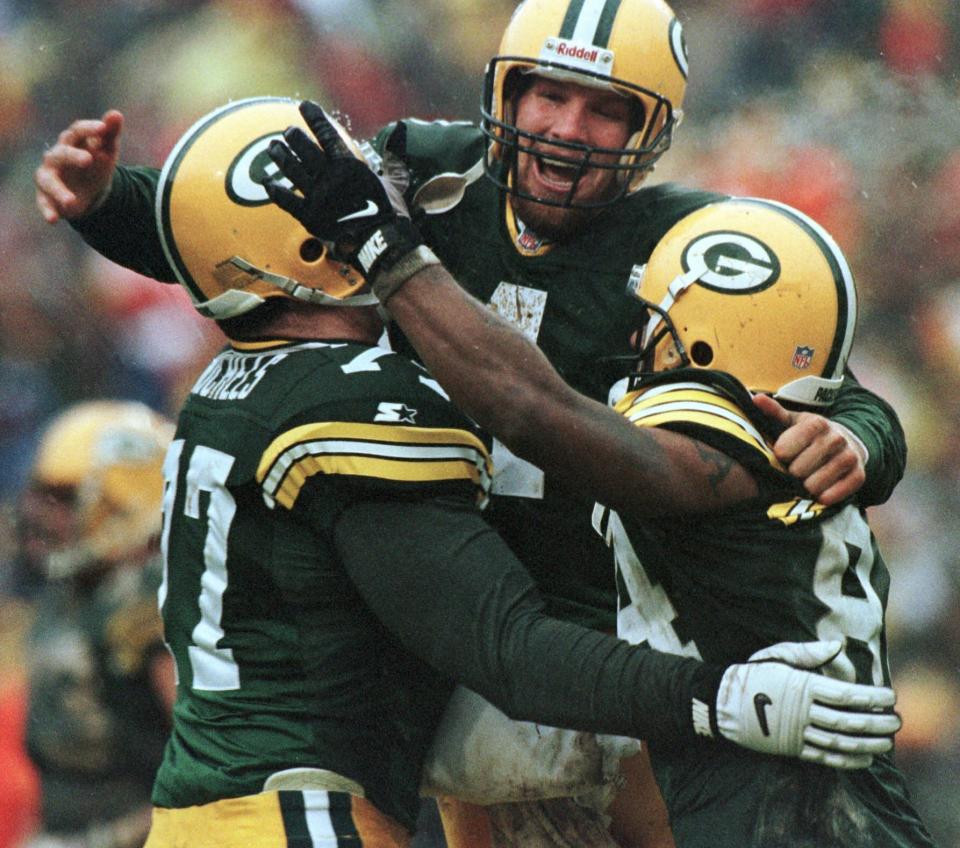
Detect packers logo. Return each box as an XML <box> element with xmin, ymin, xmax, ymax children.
<box><xmin>225</xmin><ymin>133</ymin><xmax>292</xmax><ymax>206</ymax></box>
<box><xmin>681</xmin><ymin>230</ymin><xmax>780</xmax><ymax>295</ymax></box>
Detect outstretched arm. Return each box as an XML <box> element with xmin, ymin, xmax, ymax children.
<box><xmin>35</xmin><ymin>111</ymin><xmax>176</xmax><ymax>281</ymax></box>
<box><xmin>262</xmin><ymin>102</ymin><xmax>759</xmax><ymax>516</ymax></box>
<box><xmin>335</xmin><ymin>496</ymin><xmax>899</xmax><ymax>767</ymax></box>
<box><xmin>381</xmin><ymin>263</ymin><xmax>759</xmax><ymax>518</ymax></box>
<box><xmin>266</xmin><ymin>101</ymin><xmax>901</xmax><ymax>515</ymax></box>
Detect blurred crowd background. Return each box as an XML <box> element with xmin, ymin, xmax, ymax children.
<box><xmin>1</xmin><ymin>0</ymin><xmax>958</xmax><ymax>845</ymax></box>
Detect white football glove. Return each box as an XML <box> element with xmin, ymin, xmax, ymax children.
<box><xmin>698</xmin><ymin>640</ymin><xmax>901</xmax><ymax>769</ymax></box>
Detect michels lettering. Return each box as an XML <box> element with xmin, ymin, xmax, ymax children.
<box><xmin>193</xmin><ymin>351</ymin><xmax>287</xmax><ymax>401</ymax></box>
<box><xmin>358</xmin><ymin>230</ymin><xmax>389</xmax><ymax>273</ymax></box>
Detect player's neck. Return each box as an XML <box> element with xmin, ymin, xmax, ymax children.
<box><xmin>228</xmin><ymin>303</ymin><xmax>384</xmax><ymax>346</ymax></box>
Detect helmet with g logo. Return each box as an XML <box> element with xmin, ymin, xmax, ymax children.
<box><xmin>631</xmin><ymin>197</ymin><xmax>858</xmax><ymax>406</ymax></box>
<box><xmin>156</xmin><ymin>97</ymin><xmax>377</xmax><ymax>320</ymax></box>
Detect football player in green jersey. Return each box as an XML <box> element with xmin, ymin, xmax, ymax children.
<box><xmin>260</xmin><ymin>100</ymin><xmax>933</xmax><ymax>845</ymax></box>
<box><xmin>258</xmin><ymin>0</ymin><xmax>904</xmax><ymax>838</ymax></box>
<box><xmin>21</xmin><ymin>400</ymin><xmax>176</xmax><ymax>848</ymax></box>
<box><xmin>34</xmin><ymin>1</ymin><xmax>907</xmax><ymax>844</ymax></box>
<box><xmin>35</xmin><ymin>97</ymin><xmax>904</xmax><ymax>848</ymax></box>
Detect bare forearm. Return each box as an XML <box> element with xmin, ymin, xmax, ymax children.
<box><xmin>386</xmin><ymin>264</ymin><xmax>559</xmax><ymax>440</ymax></box>
<box><xmin>384</xmin><ymin>265</ymin><xmax>757</xmax><ymax>515</ymax></box>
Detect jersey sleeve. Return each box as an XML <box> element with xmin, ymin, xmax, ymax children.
<box><xmin>828</xmin><ymin>368</ymin><xmax>907</xmax><ymax>507</ymax></box>
<box><xmin>614</xmin><ymin>373</ymin><xmax>800</xmax><ymax>499</ymax></box>
<box><xmin>252</xmin><ymin>350</ymin><xmax>494</xmax><ymax>523</ymax></box>
<box><xmin>369</xmin><ymin>118</ymin><xmax>485</xmax><ymax>197</ymax></box>
<box><xmin>69</xmin><ymin>164</ymin><xmax>177</xmax><ymax>282</ymax></box>
<box><xmin>333</xmin><ymin>496</ymin><xmax>717</xmax><ymax>748</ymax></box>
<box><xmin>256</xmin><ymin>415</ymin><xmax>493</xmax><ymax>517</ymax></box>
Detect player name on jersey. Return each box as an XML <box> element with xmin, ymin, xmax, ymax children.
<box><xmin>193</xmin><ymin>350</ymin><xmax>288</xmax><ymax>401</ymax></box>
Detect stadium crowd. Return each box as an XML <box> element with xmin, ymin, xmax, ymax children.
<box><xmin>0</xmin><ymin>0</ymin><xmax>958</xmax><ymax>845</ymax></box>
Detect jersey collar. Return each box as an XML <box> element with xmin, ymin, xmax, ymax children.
<box><xmin>504</xmin><ymin>196</ymin><xmax>555</xmax><ymax>257</ymax></box>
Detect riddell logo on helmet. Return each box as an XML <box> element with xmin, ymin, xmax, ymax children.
<box><xmin>539</xmin><ymin>38</ymin><xmax>613</xmax><ymax>74</ymax></box>
<box><xmin>555</xmin><ymin>41</ymin><xmax>599</xmax><ymax>63</ymax></box>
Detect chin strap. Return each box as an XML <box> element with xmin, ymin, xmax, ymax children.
<box><xmin>226</xmin><ymin>257</ymin><xmax>381</xmax><ymax>308</ymax></box>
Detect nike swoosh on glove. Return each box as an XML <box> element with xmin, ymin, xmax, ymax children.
<box><xmin>264</xmin><ymin>100</ymin><xmax>431</xmax><ymax>284</ymax></box>
<box><xmin>694</xmin><ymin>640</ymin><xmax>901</xmax><ymax>769</ymax></box>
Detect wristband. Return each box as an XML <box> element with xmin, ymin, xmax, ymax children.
<box><xmin>687</xmin><ymin>662</ymin><xmax>728</xmax><ymax>741</ymax></box>
<box><xmin>371</xmin><ymin>244</ymin><xmax>442</xmax><ymax>305</ymax></box>
<box><xmin>348</xmin><ymin>217</ymin><xmax>417</xmax><ymax>272</ymax></box>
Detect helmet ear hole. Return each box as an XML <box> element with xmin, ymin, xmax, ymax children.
<box><xmin>300</xmin><ymin>238</ymin><xmax>325</xmax><ymax>263</ymax></box>
<box><xmin>690</xmin><ymin>340</ymin><xmax>713</xmax><ymax>366</ymax></box>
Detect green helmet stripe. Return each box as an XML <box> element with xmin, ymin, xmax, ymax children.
<box><xmin>559</xmin><ymin>0</ymin><xmax>624</xmax><ymax>48</ymax></box>
<box><xmin>559</xmin><ymin>0</ymin><xmax>588</xmax><ymax>39</ymax></box>
<box><xmin>595</xmin><ymin>0</ymin><xmax>625</xmax><ymax>46</ymax></box>
<box><xmin>740</xmin><ymin>197</ymin><xmax>857</xmax><ymax>381</ymax></box>
<box><xmin>155</xmin><ymin>97</ymin><xmax>284</xmax><ymax>311</ymax></box>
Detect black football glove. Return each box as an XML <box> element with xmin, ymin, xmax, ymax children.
<box><xmin>264</xmin><ymin>101</ymin><xmax>427</xmax><ymax>284</ymax></box>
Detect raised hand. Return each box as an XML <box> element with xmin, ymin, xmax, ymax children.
<box><xmin>35</xmin><ymin>110</ymin><xmax>124</xmax><ymax>224</ymax></box>
<box><xmin>265</xmin><ymin>101</ymin><xmax>428</xmax><ymax>284</ymax></box>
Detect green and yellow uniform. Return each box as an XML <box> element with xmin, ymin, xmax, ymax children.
<box><xmin>366</xmin><ymin>120</ymin><xmax>906</xmax><ymax>632</ymax></box>
<box><xmin>127</xmin><ymin>334</ymin><xmax>720</xmax><ymax>844</ymax></box>
<box><xmin>25</xmin><ymin>557</ymin><xmax>168</xmax><ymax>835</ymax></box>
<box><xmin>73</xmin><ymin>119</ymin><xmax>906</xmax><ymax>633</ymax></box>
<box><xmin>68</xmin><ymin>121</ymin><xmax>908</xmax><ymax>845</ymax></box>
<box><xmin>595</xmin><ymin>369</ymin><xmax>933</xmax><ymax>848</ymax></box>
<box><xmin>152</xmin><ymin>339</ymin><xmax>490</xmax><ymax>822</ymax></box>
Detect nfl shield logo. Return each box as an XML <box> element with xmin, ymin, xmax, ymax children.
<box><xmin>518</xmin><ymin>228</ymin><xmax>544</xmax><ymax>252</ymax></box>
<box><xmin>792</xmin><ymin>345</ymin><xmax>815</xmax><ymax>370</ymax></box>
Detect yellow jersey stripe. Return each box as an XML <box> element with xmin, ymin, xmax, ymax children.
<box><xmin>617</xmin><ymin>384</ymin><xmax>745</xmax><ymax>418</ymax></box>
<box><xmin>617</xmin><ymin>387</ymin><xmax>781</xmax><ymax>468</ymax></box>
<box><xmin>258</xmin><ymin>422</ymin><xmax>492</xmax><ymax>510</ymax></box>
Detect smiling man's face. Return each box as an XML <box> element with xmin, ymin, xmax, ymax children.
<box><xmin>510</xmin><ymin>76</ymin><xmax>634</xmax><ymax>239</ymax></box>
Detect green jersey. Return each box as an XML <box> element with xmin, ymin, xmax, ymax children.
<box><xmin>150</xmin><ymin>336</ymin><xmax>717</xmax><ymax>830</ymax></box>
<box><xmin>26</xmin><ymin>557</ymin><xmax>168</xmax><ymax>832</ymax></box>
<box><xmin>366</xmin><ymin>118</ymin><xmax>906</xmax><ymax>629</ymax></box>
<box><xmin>595</xmin><ymin>369</ymin><xmax>933</xmax><ymax>848</ymax></box>
<box><xmin>72</xmin><ymin>121</ymin><xmax>906</xmax><ymax>631</ymax></box>
<box><xmin>369</xmin><ymin>120</ymin><xmax>725</xmax><ymax>630</ymax></box>
<box><xmin>154</xmin><ymin>337</ymin><xmax>490</xmax><ymax>823</ymax></box>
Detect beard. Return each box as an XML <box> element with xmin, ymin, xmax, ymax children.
<box><xmin>508</xmin><ymin>148</ymin><xmax>622</xmax><ymax>241</ymax></box>
<box><xmin>509</xmin><ymin>193</ymin><xmax>603</xmax><ymax>242</ymax></box>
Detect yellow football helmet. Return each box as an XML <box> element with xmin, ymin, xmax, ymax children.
<box><xmin>630</xmin><ymin>197</ymin><xmax>858</xmax><ymax>407</ymax></box>
<box><xmin>156</xmin><ymin>96</ymin><xmax>378</xmax><ymax>320</ymax></box>
<box><xmin>30</xmin><ymin>401</ymin><xmax>174</xmax><ymax>579</ymax></box>
<box><xmin>482</xmin><ymin>0</ymin><xmax>688</xmax><ymax>207</ymax></box>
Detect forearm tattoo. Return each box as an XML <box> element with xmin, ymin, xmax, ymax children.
<box><xmin>695</xmin><ymin>441</ymin><xmax>737</xmax><ymax>494</ymax></box>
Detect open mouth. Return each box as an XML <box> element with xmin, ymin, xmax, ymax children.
<box><xmin>532</xmin><ymin>153</ymin><xmax>583</xmax><ymax>194</ymax></box>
